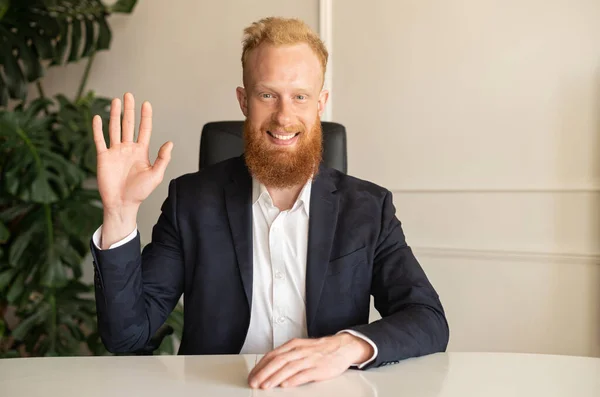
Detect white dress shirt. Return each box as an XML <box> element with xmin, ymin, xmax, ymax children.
<box><xmin>92</xmin><ymin>178</ymin><xmax>377</xmax><ymax>367</ymax></box>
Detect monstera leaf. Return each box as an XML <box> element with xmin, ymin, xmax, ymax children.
<box><xmin>0</xmin><ymin>0</ymin><xmax>138</xmax><ymax>106</ymax></box>
<box><xmin>0</xmin><ymin>98</ymin><xmax>85</xmax><ymax>204</ymax></box>
<box><xmin>54</xmin><ymin>91</ymin><xmax>111</xmax><ymax>173</ymax></box>
<box><xmin>10</xmin><ymin>280</ymin><xmax>98</xmax><ymax>356</ymax></box>
<box><xmin>0</xmin><ymin>94</ymin><xmax>102</xmax><ymax>299</ymax></box>
<box><xmin>0</xmin><ymin>188</ymin><xmax>101</xmax><ymax>303</ymax></box>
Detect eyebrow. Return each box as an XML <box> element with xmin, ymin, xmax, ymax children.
<box><xmin>253</xmin><ymin>83</ymin><xmax>311</xmax><ymax>93</ymax></box>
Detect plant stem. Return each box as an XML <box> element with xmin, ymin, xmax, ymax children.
<box><xmin>44</xmin><ymin>204</ymin><xmax>57</xmax><ymax>355</ymax></box>
<box><xmin>76</xmin><ymin>51</ymin><xmax>96</xmax><ymax>102</ymax></box>
<box><xmin>43</xmin><ymin>203</ymin><xmax>54</xmax><ymax>257</ymax></box>
<box><xmin>16</xmin><ymin>128</ymin><xmax>43</xmax><ymax>171</ymax></box>
<box><xmin>48</xmin><ymin>291</ymin><xmax>57</xmax><ymax>354</ymax></box>
<box><xmin>36</xmin><ymin>81</ymin><xmax>46</xmax><ymax>100</ymax></box>
<box><xmin>36</xmin><ymin>81</ymin><xmax>49</xmax><ymax>115</ymax></box>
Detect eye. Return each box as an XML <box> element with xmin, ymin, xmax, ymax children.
<box><xmin>296</xmin><ymin>95</ymin><xmax>306</xmax><ymax>100</ymax></box>
<box><xmin>261</xmin><ymin>93</ymin><xmax>273</xmax><ymax>99</ymax></box>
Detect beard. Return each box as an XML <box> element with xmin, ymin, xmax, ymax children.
<box><xmin>243</xmin><ymin>117</ymin><xmax>322</xmax><ymax>189</ymax></box>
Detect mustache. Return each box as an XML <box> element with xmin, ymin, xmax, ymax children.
<box><xmin>261</xmin><ymin>123</ymin><xmax>306</xmax><ymax>133</ymax></box>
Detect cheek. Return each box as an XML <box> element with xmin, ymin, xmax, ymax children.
<box><xmin>247</xmin><ymin>102</ymin><xmax>272</xmax><ymax>125</ymax></box>
<box><xmin>297</xmin><ymin>104</ymin><xmax>318</xmax><ymax>123</ymax></box>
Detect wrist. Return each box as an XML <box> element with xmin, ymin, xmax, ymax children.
<box><xmin>101</xmin><ymin>206</ymin><xmax>139</xmax><ymax>249</ymax></box>
<box><xmin>103</xmin><ymin>205</ymin><xmax>139</xmax><ymax>224</ymax></box>
<box><xmin>336</xmin><ymin>333</ymin><xmax>373</xmax><ymax>364</ymax></box>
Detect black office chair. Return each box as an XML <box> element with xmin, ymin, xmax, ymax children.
<box><xmin>199</xmin><ymin>121</ymin><xmax>348</xmax><ymax>173</ymax></box>
<box><xmin>133</xmin><ymin>120</ymin><xmax>347</xmax><ymax>355</ymax></box>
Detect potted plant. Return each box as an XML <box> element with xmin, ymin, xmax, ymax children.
<box><xmin>0</xmin><ymin>0</ymin><xmax>182</xmax><ymax>357</ymax></box>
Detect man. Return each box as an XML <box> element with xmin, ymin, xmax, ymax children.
<box><xmin>89</xmin><ymin>17</ymin><xmax>449</xmax><ymax>389</ymax></box>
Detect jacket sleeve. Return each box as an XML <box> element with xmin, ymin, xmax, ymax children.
<box><xmin>349</xmin><ymin>190</ymin><xmax>449</xmax><ymax>368</ymax></box>
<box><xmin>90</xmin><ymin>179</ymin><xmax>184</xmax><ymax>353</ymax></box>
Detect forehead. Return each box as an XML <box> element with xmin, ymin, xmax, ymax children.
<box><xmin>245</xmin><ymin>43</ymin><xmax>323</xmax><ymax>90</ymax></box>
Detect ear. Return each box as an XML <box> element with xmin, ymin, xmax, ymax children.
<box><xmin>236</xmin><ymin>87</ymin><xmax>248</xmax><ymax>117</ymax></box>
<box><xmin>317</xmin><ymin>89</ymin><xmax>329</xmax><ymax>118</ymax></box>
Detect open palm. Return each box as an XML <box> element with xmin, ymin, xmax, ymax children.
<box><xmin>93</xmin><ymin>93</ymin><xmax>172</xmax><ymax>211</ymax></box>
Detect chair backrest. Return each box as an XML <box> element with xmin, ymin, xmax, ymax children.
<box><xmin>199</xmin><ymin>121</ymin><xmax>347</xmax><ymax>173</ymax></box>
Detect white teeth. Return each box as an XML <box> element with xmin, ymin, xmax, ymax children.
<box><xmin>273</xmin><ymin>133</ymin><xmax>295</xmax><ymax>140</ymax></box>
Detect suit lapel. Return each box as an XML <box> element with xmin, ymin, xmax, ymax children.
<box><xmin>306</xmin><ymin>168</ymin><xmax>339</xmax><ymax>336</ymax></box>
<box><xmin>224</xmin><ymin>157</ymin><xmax>253</xmax><ymax>310</ymax></box>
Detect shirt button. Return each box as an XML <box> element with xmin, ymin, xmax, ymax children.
<box><xmin>275</xmin><ymin>316</ymin><xmax>286</xmax><ymax>325</ymax></box>
<box><xmin>275</xmin><ymin>271</ymin><xmax>284</xmax><ymax>280</ymax></box>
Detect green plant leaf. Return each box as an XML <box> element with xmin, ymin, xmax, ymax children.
<box><xmin>0</xmin><ymin>350</ymin><xmax>20</xmax><ymax>358</ymax></box>
<box><xmin>54</xmin><ymin>94</ymin><xmax>111</xmax><ymax>174</ymax></box>
<box><xmin>157</xmin><ymin>334</ymin><xmax>174</xmax><ymax>355</ymax></box>
<box><xmin>8</xmin><ymin>207</ymin><xmax>46</xmax><ymax>267</ymax></box>
<box><xmin>96</xmin><ymin>15</ymin><xmax>111</xmax><ymax>50</ymax></box>
<box><xmin>56</xmin><ymin>326</ymin><xmax>81</xmax><ymax>355</ymax></box>
<box><xmin>22</xmin><ymin>97</ymin><xmax>53</xmax><ymax>119</ymax></box>
<box><xmin>31</xmin><ymin>16</ymin><xmax>58</xmax><ymax>60</ymax></box>
<box><xmin>40</xmin><ymin>249</ymin><xmax>68</xmax><ymax>288</ymax></box>
<box><xmin>6</xmin><ymin>272</ymin><xmax>24</xmax><ymax>303</ymax></box>
<box><xmin>81</xmin><ymin>17</ymin><xmax>96</xmax><ymax>57</ymax></box>
<box><xmin>0</xmin><ymin>0</ymin><xmax>9</xmax><ymax>21</ymax></box>
<box><xmin>23</xmin><ymin>322</ymin><xmax>47</xmax><ymax>354</ymax></box>
<box><xmin>0</xmin><ymin>202</ymin><xmax>34</xmax><ymax>224</ymax></box>
<box><xmin>166</xmin><ymin>303</ymin><xmax>184</xmax><ymax>334</ymax></box>
<box><xmin>16</xmin><ymin>39</ymin><xmax>44</xmax><ymax>82</ymax></box>
<box><xmin>67</xmin><ymin>17</ymin><xmax>82</xmax><ymax>63</ymax></box>
<box><xmin>51</xmin><ymin>19</ymin><xmax>69</xmax><ymax>65</ymax></box>
<box><xmin>0</xmin><ymin>220</ymin><xmax>9</xmax><ymax>242</ymax></box>
<box><xmin>0</xmin><ymin>1</ymin><xmax>125</xmax><ymax>103</ymax></box>
<box><xmin>0</xmin><ymin>266</ymin><xmax>15</xmax><ymax>290</ymax></box>
<box><xmin>0</xmin><ymin>36</ymin><xmax>27</xmax><ymax>101</ymax></box>
<box><xmin>0</xmin><ymin>106</ymin><xmax>85</xmax><ymax>203</ymax></box>
<box><xmin>0</xmin><ymin>70</ymin><xmax>9</xmax><ymax>106</ymax></box>
<box><xmin>108</xmin><ymin>0</ymin><xmax>137</xmax><ymax>14</ymax></box>
<box><xmin>56</xmin><ymin>189</ymin><xmax>103</xmax><ymax>239</ymax></box>
<box><xmin>12</xmin><ymin>305</ymin><xmax>50</xmax><ymax>340</ymax></box>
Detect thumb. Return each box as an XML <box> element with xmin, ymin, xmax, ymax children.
<box><xmin>152</xmin><ymin>141</ymin><xmax>173</xmax><ymax>179</ymax></box>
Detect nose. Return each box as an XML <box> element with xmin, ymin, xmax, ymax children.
<box><xmin>274</xmin><ymin>97</ymin><xmax>293</xmax><ymax>127</ymax></box>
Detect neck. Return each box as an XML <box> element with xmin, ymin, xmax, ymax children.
<box><xmin>266</xmin><ymin>183</ymin><xmax>305</xmax><ymax>211</ymax></box>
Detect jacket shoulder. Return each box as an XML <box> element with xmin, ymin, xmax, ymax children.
<box><xmin>324</xmin><ymin>167</ymin><xmax>390</xmax><ymax>200</ymax></box>
<box><xmin>171</xmin><ymin>156</ymin><xmax>243</xmax><ymax>190</ymax></box>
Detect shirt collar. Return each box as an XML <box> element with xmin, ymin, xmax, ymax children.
<box><xmin>252</xmin><ymin>177</ymin><xmax>312</xmax><ymax>216</ymax></box>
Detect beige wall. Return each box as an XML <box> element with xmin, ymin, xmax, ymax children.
<box><xmin>333</xmin><ymin>0</ymin><xmax>600</xmax><ymax>357</ymax></box>
<box><xmin>41</xmin><ymin>1</ymin><xmax>600</xmax><ymax>357</ymax></box>
<box><xmin>41</xmin><ymin>0</ymin><xmax>320</xmax><ymax>242</ymax></box>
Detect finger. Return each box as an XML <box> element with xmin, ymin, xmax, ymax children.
<box><xmin>261</xmin><ymin>358</ymin><xmax>314</xmax><ymax>389</ymax></box>
<box><xmin>138</xmin><ymin>101</ymin><xmax>152</xmax><ymax>146</ymax></box>
<box><xmin>109</xmin><ymin>98</ymin><xmax>121</xmax><ymax>147</ymax></box>
<box><xmin>249</xmin><ymin>339</ymin><xmax>309</xmax><ymax>379</ymax></box>
<box><xmin>249</xmin><ymin>348</ymin><xmax>309</xmax><ymax>388</ymax></box>
<box><xmin>151</xmin><ymin>141</ymin><xmax>173</xmax><ymax>180</ymax></box>
<box><xmin>270</xmin><ymin>338</ymin><xmax>310</xmax><ymax>356</ymax></box>
<box><xmin>281</xmin><ymin>368</ymin><xmax>322</xmax><ymax>388</ymax></box>
<box><xmin>122</xmin><ymin>93</ymin><xmax>135</xmax><ymax>142</ymax></box>
<box><xmin>92</xmin><ymin>115</ymin><xmax>107</xmax><ymax>154</ymax></box>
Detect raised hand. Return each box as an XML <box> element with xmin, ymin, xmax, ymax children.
<box><xmin>92</xmin><ymin>93</ymin><xmax>173</xmax><ymax>248</ymax></box>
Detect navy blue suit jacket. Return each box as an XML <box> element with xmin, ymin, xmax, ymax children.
<box><xmin>90</xmin><ymin>156</ymin><xmax>449</xmax><ymax>368</ymax></box>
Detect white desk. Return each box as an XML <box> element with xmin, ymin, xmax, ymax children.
<box><xmin>1</xmin><ymin>352</ymin><xmax>599</xmax><ymax>396</ymax></box>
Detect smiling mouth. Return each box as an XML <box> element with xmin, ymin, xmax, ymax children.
<box><xmin>267</xmin><ymin>131</ymin><xmax>300</xmax><ymax>140</ymax></box>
